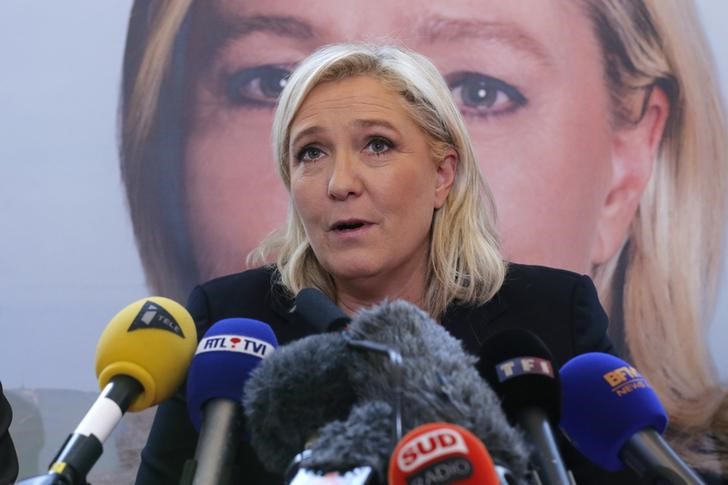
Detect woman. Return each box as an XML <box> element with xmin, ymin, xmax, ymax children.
<box><xmin>121</xmin><ymin>0</ymin><xmax>728</xmax><ymax>477</ymax></box>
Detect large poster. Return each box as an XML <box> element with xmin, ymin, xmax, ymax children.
<box><xmin>2</xmin><ymin>1</ymin><xmax>727</xmax><ymax>482</ymax></box>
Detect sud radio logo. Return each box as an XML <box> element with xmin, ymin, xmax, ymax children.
<box><xmin>603</xmin><ymin>365</ymin><xmax>648</xmax><ymax>397</ymax></box>
<box><xmin>396</xmin><ymin>427</ymin><xmax>468</xmax><ymax>473</ymax></box>
<box><xmin>195</xmin><ymin>334</ymin><xmax>274</xmax><ymax>358</ymax></box>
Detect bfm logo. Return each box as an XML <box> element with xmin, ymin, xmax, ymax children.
<box><xmin>496</xmin><ymin>357</ymin><xmax>553</xmax><ymax>382</ymax></box>
<box><xmin>195</xmin><ymin>334</ymin><xmax>274</xmax><ymax>358</ymax></box>
<box><xmin>396</xmin><ymin>427</ymin><xmax>468</xmax><ymax>473</ymax></box>
<box><xmin>603</xmin><ymin>365</ymin><xmax>648</xmax><ymax>396</ymax></box>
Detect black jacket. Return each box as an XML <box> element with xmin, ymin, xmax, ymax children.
<box><xmin>134</xmin><ymin>263</ymin><xmax>705</xmax><ymax>484</ymax></box>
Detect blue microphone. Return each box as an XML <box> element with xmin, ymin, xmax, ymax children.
<box><xmin>182</xmin><ymin>318</ymin><xmax>278</xmax><ymax>485</ymax></box>
<box><xmin>560</xmin><ymin>352</ymin><xmax>705</xmax><ymax>484</ymax></box>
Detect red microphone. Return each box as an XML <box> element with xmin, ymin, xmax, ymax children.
<box><xmin>388</xmin><ymin>422</ymin><xmax>500</xmax><ymax>485</ymax></box>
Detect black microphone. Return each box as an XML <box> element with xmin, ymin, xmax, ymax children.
<box><xmin>293</xmin><ymin>287</ymin><xmax>351</xmax><ymax>332</ymax></box>
<box><xmin>242</xmin><ymin>331</ymin><xmax>358</xmax><ymax>475</ymax></box>
<box><xmin>285</xmin><ymin>401</ymin><xmax>392</xmax><ymax>484</ymax></box>
<box><xmin>243</xmin><ymin>299</ymin><xmax>531</xmax><ymax>482</ymax></box>
<box><xmin>478</xmin><ymin>328</ymin><xmax>572</xmax><ymax>485</ymax></box>
<box><xmin>295</xmin><ymin>288</ymin><xmax>404</xmax><ymax>440</ymax></box>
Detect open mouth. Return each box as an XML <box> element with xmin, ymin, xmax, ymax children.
<box><xmin>332</xmin><ymin>221</ymin><xmax>368</xmax><ymax>232</ymax></box>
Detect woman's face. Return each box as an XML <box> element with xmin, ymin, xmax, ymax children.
<box><xmin>287</xmin><ymin>76</ymin><xmax>453</xmax><ymax>293</ymax></box>
<box><xmin>184</xmin><ymin>0</ymin><xmax>617</xmax><ymax>281</ymax></box>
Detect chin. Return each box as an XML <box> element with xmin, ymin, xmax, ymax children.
<box><xmin>326</xmin><ymin>261</ymin><xmax>382</xmax><ymax>282</ymax></box>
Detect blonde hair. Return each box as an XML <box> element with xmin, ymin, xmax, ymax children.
<box><xmin>249</xmin><ymin>43</ymin><xmax>506</xmax><ymax>320</ymax></box>
<box><xmin>583</xmin><ymin>0</ymin><xmax>728</xmax><ymax>471</ymax></box>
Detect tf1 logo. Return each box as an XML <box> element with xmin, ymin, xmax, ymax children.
<box><xmin>495</xmin><ymin>356</ymin><xmax>554</xmax><ymax>382</ymax></box>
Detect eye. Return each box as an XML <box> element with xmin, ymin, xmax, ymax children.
<box><xmin>447</xmin><ymin>72</ymin><xmax>527</xmax><ymax>118</ymax></box>
<box><xmin>225</xmin><ymin>65</ymin><xmax>292</xmax><ymax>107</ymax></box>
<box><xmin>296</xmin><ymin>145</ymin><xmax>326</xmax><ymax>163</ymax></box>
<box><xmin>366</xmin><ymin>137</ymin><xmax>393</xmax><ymax>155</ymax></box>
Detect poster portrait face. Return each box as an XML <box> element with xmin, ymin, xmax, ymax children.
<box><xmin>182</xmin><ymin>0</ymin><xmax>660</xmax><ymax>283</ymax></box>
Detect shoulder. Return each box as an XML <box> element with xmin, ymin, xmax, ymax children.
<box><xmin>503</xmin><ymin>262</ymin><xmax>616</xmax><ymax>361</ymax></box>
<box><xmin>186</xmin><ymin>266</ymin><xmax>301</xmax><ymax>345</ymax></box>
<box><xmin>501</xmin><ymin>262</ymin><xmax>591</xmax><ymax>296</ymax></box>
<box><xmin>497</xmin><ymin>262</ymin><xmax>609</xmax><ymax>320</ymax></box>
<box><xmin>452</xmin><ymin>262</ymin><xmax>616</xmax><ymax>367</ymax></box>
<box><xmin>195</xmin><ymin>265</ymin><xmax>281</xmax><ymax>304</ymax></box>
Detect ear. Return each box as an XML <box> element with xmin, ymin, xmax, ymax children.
<box><xmin>590</xmin><ymin>86</ymin><xmax>670</xmax><ymax>265</ymax></box>
<box><xmin>434</xmin><ymin>150</ymin><xmax>458</xmax><ymax>209</ymax></box>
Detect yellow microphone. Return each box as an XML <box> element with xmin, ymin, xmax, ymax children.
<box><xmin>45</xmin><ymin>297</ymin><xmax>197</xmax><ymax>485</ymax></box>
<box><xmin>95</xmin><ymin>296</ymin><xmax>197</xmax><ymax>411</ymax></box>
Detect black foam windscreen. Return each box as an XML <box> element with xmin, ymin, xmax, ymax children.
<box><xmin>477</xmin><ymin>328</ymin><xmax>561</xmax><ymax>423</ymax></box>
<box><xmin>243</xmin><ymin>300</ymin><xmax>531</xmax><ymax>481</ymax></box>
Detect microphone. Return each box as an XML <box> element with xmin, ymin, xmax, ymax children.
<box><xmin>181</xmin><ymin>318</ymin><xmax>279</xmax><ymax>485</ymax></box>
<box><xmin>293</xmin><ymin>287</ymin><xmax>351</xmax><ymax>332</ymax></box>
<box><xmin>243</xmin><ymin>331</ymin><xmax>359</xmax><ymax>475</ymax></box>
<box><xmin>285</xmin><ymin>401</ymin><xmax>392</xmax><ymax>484</ymax></box>
<box><xmin>559</xmin><ymin>352</ymin><xmax>705</xmax><ymax>484</ymax></box>
<box><xmin>20</xmin><ymin>297</ymin><xmax>197</xmax><ymax>485</ymax></box>
<box><xmin>243</xmin><ymin>299</ymin><xmax>530</xmax><ymax>482</ymax></box>
<box><xmin>288</xmin><ymin>404</ymin><xmax>518</xmax><ymax>485</ymax></box>
<box><xmin>388</xmin><ymin>422</ymin><xmax>500</xmax><ymax>485</ymax></box>
<box><xmin>477</xmin><ymin>328</ymin><xmax>571</xmax><ymax>485</ymax></box>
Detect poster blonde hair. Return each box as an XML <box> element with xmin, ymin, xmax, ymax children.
<box><xmin>584</xmin><ymin>0</ymin><xmax>728</xmax><ymax>471</ymax></box>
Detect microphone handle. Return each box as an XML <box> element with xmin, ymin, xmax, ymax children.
<box><xmin>619</xmin><ymin>430</ymin><xmax>705</xmax><ymax>485</ymax></box>
<box><xmin>516</xmin><ymin>406</ymin><xmax>571</xmax><ymax>485</ymax></box>
<box><xmin>188</xmin><ymin>399</ymin><xmax>242</xmax><ymax>485</ymax></box>
<box><xmin>47</xmin><ymin>374</ymin><xmax>142</xmax><ymax>484</ymax></box>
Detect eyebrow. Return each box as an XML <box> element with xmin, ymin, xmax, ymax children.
<box><xmin>190</xmin><ymin>11</ymin><xmax>316</xmax><ymax>72</ymax></box>
<box><xmin>353</xmin><ymin>119</ymin><xmax>400</xmax><ymax>132</ymax></box>
<box><xmin>203</xmin><ymin>11</ymin><xmax>547</xmax><ymax>61</ymax></box>
<box><xmin>418</xmin><ymin>17</ymin><xmax>551</xmax><ymax>63</ymax></box>
<box><xmin>290</xmin><ymin>125</ymin><xmax>323</xmax><ymax>150</ymax></box>
<box><xmin>216</xmin><ymin>14</ymin><xmax>314</xmax><ymax>40</ymax></box>
<box><xmin>290</xmin><ymin>119</ymin><xmax>401</xmax><ymax>149</ymax></box>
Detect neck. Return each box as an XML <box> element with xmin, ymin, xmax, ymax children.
<box><xmin>334</xmin><ymin>270</ymin><xmax>428</xmax><ymax>317</ymax></box>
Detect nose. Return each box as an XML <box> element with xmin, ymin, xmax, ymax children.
<box><xmin>327</xmin><ymin>152</ymin><xmax>362</xmax><ymax>201</ymax></box>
